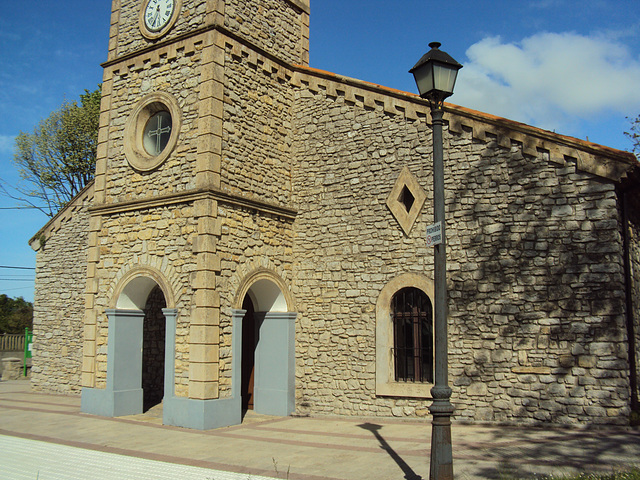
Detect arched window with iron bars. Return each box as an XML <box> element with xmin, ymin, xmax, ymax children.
<box><xmin>392</xmin><ymin>287</ymin><xmax>433</xmax><ymax>383</ymax></box>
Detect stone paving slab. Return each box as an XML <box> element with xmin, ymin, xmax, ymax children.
<box><xmin>0</xmin><ymin>435</ymin><xmax>276</xmax><ymax>480</ymax></box>
<box><xmin>1</xmin><ymin>380</ymin><xmax>639</xmax><ymax>480</ymax></box>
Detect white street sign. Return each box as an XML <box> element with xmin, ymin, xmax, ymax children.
<box><xmin>426</xmin><ymin>221</ymin><xmax>442</xmax><ymax>247</ymax></box>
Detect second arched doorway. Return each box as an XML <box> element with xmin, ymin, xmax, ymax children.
<box><xmin>234</xmin><ymin>273</ymin><xmax>296</xmax><ymax>417</ymax></box>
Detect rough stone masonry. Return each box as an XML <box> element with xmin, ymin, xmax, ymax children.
<box><xmin>30</xmin><ymin>0</ymin><xmax>640</xmax><ymax>428</ymax></box>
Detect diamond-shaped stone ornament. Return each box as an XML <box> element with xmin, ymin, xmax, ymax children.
<box><xmin>386</xmin><ymin>166</ymin><xmax>427</xmax><ymax>236</ymax></box>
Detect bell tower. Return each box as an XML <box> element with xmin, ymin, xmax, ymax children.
<box><xmin>81</xmin><ymin>0</ymin><xmax>307</xmax><ymax>428</ymax></box>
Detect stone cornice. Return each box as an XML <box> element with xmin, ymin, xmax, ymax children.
<box><xmin>285</xmin><ymin>0</ymin><xmax>309</xmax><ymax>14</ymax></box>
<box><xmin>102</xmin><ymin>8</ymin><xmax>307</xmax><ymax>72</ymax></box>
<box><xmin>291</xmin><ymin>64</ymin><xmax>638</xmax><ymax>183</ymax></box>
<box><xmin>89</xmin><ymin>188</ymin><xmax>297</xmax><ymax>221</ymax></box>
<box><xmin>190</xmin><ymin>30</ymin><xmax>638</xmax><ymax>183</ymax></box>
<box><xmin>101</xmin><ymin>25</ymin><xmax>213</xmax><ymax>70</ymax></box>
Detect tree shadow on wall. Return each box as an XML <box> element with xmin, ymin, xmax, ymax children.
<box><xmin>442</xmin><ymin>127</ymin><xmax>630</xmax><ymax>424</ymax></box>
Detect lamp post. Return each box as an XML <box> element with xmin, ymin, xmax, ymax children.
<box><xmin>410</xmin><ymin>42</ymin><xmax>462</xmax><ymax>480</ymax></box>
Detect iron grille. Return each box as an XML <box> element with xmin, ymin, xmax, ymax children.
<box><xmin>392</xmin><ymin>287</ymin><xmax>433</xmax><ymax>383</ymax></box>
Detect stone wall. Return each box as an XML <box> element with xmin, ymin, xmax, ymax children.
<box><xmin>92</xmin><ymin>203</ymin><xmax>197</xmax><ymax>395</ymax></box>
<box><xmin>627</xmin><ymin>191</ymin><xmax>640</xmax><ymax>413</ymax></box>
<box><xmin>291</xmin><ymin>88</ymin><xmax>431</xmax><ymax>417</ymax></box>
<box><xmin>30</xmin><ymin>185</ymin><xmax>93</xmax><ymax>394</ymax></box>
<box><xmin>217</xmin><ymin>204</ymin><xmax>295</xmax><ymax>396</ymax></box>
<box><xmin>223</xmin><ymin>0</ymin><xmax>309</xmax><ymax>65</ymax></box>
<box><xmin>221</xmin><ymin>43</ymin><xmax>295</xmax><ymax>206</ymax></box>
<box><xmin>291</xmin><ymin>81</ymin><xmax>632</xmax><ymax>425</ymax></box>
<box><xmin>103</xmin><ymin>43</ymin><xmax>203</xmax><ymax>204</ymax></box>
<box><xmin>111</xmin><ymin>0</ymin><xmax>209</xmax><ymax>59</ymax></box>
<box><xmin>446</xmin><ymin>140</ymin><xmax>628</xmax><ymax>425</ymax></box>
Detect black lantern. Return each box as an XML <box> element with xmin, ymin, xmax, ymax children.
<box><xmin>409</xmin><ymin>42</ymin><xmax>462</xmax><ymax>105</ymax></box>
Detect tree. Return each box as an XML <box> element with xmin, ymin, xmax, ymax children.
<box><xmin>0</xmin><ymin>295</ymin><xmax>33</xmax><ymax>334</ymax></box>
<box><xmin>626</xmin><ymin>115</ymin><xmax>640</xmax><ymax>159</ymax></box>
<box><xmin>3</xmin><ymin>87</ymin><xmax>101</xmax><ymax>217</ymax></box>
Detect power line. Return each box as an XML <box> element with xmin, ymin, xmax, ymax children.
<box><xmin>1</xmin><ymin>287</ymin><xmax>33</xmax><ymax>293</ymax></box>
<box><xmin>0</xmin><ymin>206</ymin><xmax>42</xmax><ymax>210</ymax></box>
<box><xmin>0</xmin><ymin>266</ymin><xmax>35</xmax><ymax>270</ymax></box>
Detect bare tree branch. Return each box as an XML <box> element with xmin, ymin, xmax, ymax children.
<box><xmin>1</xmin><ymin>87</ymin><xmax>101</xmax><ymax>218</ymax></box>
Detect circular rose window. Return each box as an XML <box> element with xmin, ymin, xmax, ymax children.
<box><xmin>143</xmin><ymin>111</ymin><xmax>172</xmax><ymax>156</ymax></box>
<box><xmin>124</xmin><ymin>92</ymin><xmax>181</xmax><ymax>172</ymax></box>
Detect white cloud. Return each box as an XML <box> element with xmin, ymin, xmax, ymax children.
<box><xmin>452</xmin><ymin>32</ymin><xmax>640</xmax><ymax>134</ymax></box>
<box><xmin>0</xmin><ymin>135</ymin><xmax>15</xmax><ymax>154</ymax></box>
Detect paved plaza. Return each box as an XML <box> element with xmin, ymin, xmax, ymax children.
<box><xmin>0</xmin><ymin>380</ymin><xmax>638</xmax><ymax>480</ymax></box>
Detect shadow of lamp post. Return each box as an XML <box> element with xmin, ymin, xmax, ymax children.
<box><xmin>409</xmin><ymin>42</ymin><xmax>462</xmax><ymax>480</ymax></box>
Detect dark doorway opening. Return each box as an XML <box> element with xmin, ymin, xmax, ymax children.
<box><xmin>142</xmin><ymin>285</ymin><xmax>167</xmax><ymax>412</ymax></box>
<box><xmin>241</xmin><ymin>295</ymin><xmax>257</xmax><ymax>412</ymax></box>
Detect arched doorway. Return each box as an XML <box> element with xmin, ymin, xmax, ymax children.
<box><xmin>142</xmin><ymin>285</ymin><xmax>167</xmax><ymax>411</ymax></box>
<box><xmin>81</xmin><ymin>268</ymin><xmax>176</xmax><ymax>419</ymax></box>
<box><xmin>241</xmin><ymin>295</ymin><xmax>256</xmax><ymax>411</ymax></box>
<box><xmin>235</xmin><ymin>273</ymin><xmax>296</xmax><ymax>417</ymax></box>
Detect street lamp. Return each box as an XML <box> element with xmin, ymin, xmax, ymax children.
<box><xmin>410</xmin><ymin>42</ymin><xmax>462</xmax><ymax>480</ymax></box>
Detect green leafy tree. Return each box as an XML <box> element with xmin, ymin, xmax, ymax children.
<box><xmin>2</xmin><ymin>87</ymin><xmax>101</xmax><ymax>217</ymax></box>
<box><xmin>0</xmin><ymin>295</ymin><xmax>33</xmax><ymax>334</ymax></box>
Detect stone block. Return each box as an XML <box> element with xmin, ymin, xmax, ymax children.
<box><xmin>191</xmin><ymin>306</ymin><xmax>220</xmax><ymax>326</ymax></box>
<box><xmin>1</xmin><ymin>358</ymin><xmax>22</xmax><ymax>381</ymax></box>
<box><xmin>467</xmin><ymin>382</ymin><xmax>488</xmax><ymax>396</ymax></box>
<box><xmin>194</xmin><ymin>199</ymin><xmax>218</xmax><ymax>218</ymax></box>
<box><xmin>558</xmin><ymin>354</ymin><xmax>574</xmax><ymax>368</ymax></box>
<box><xmin>578</xmin><ymin>355</ymin><xmax>597</xmax><ymax>368</ymax></box>
<box><xmin>491</xmin><ymin>349</ymin><xmax>512</xmax><ymax>363</ymax></box>
<box><xmin>193</xmin><ymin>234</ymin><xmax>218</xmax><ymax>254</ymax></box>
<box><xmin>189</xmin><ymin>362</ymin><xmax>219</xmax><ymax>382</ymax></box>
<box><xmin>189</xmin><ymin>380</ymin><xmax>219</xmax><ymax>400</ymax></box>
<box><xmin>189</xmin><ymin>325</ymin><xmax>220</xmax><ymax>345</ymax></box>
<box><xmin>511</xmin><ymin>366</ymin><xmax>551</xmax><ymax>374</ymax></box>
<box><xmin>194</xmin><ymin>288</ymin><xmax>221</xmax><ymax>308</ymax></box>
<box><xmin>81</xmin><ymin>356</ymin><xmax>95</xmax><ymax>374</ymax></box>
<box><xmin>196</xmin><ymin>252</ymin><xmax>221</xmax><ymax>272</ymax></box>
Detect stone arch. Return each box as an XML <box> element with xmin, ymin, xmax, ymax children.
<box><xmin>376</xmin><ymin>272</ymin><xmax>435</xmax><ymax>398</ymax></box>
<box><xmin>233</xmin><ymin>267</ymin><xmax>295</xmax><ymax>313</ymax></box>
<box><xmin>232</xmin><ymin>266</ymin><xmax>296</xmax><ymax>417</ymax></box>
<box><xmin>109</xmin><ymin>265</ymin><xmax>176</xmax><ymax>310</ymax></box>
<box><xmin>82</xmin><ymin>263</ymin><xmax>179</xmax><ymax>418</ymax></box>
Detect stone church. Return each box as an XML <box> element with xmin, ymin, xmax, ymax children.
<box><xmin>30</xmin><ymin>0</ymin><xmax>640</xmax><ymax>429</ymax></box>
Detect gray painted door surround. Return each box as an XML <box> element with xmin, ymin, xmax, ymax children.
<box><xmin>81</xmin><ymin>309</ymin><xmax>145</xmax><ymax>417</ymax></box>
<box><xmin>253</xmin><ymin>311</ymin><xmax>297</xmax><ymax>416</ymax></box>
<box><xmin>81</xmin><ymin>307</ymin><xmax>296</xmax><ymax>429</ymax></box>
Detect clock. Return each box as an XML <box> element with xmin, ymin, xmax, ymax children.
<box><xmin>144</xmin><ymin>0</ymin><xmax>175</xmax><ymax>32</ymax></box>
<box><xmin>139</xmin><ymin>0</ymin><xmax>181</xmax><ymax>39</ymax></box>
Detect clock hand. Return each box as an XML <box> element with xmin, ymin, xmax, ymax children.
<box><xmin>153</xmin><ymin>4</ymin><xmax>160</xmax><ymax>28</ymax></box>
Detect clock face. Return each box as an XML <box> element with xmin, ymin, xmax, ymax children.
<box><xmin>144</xmin><ymin>0</ymin><xmax>175</xmax><ymax>32</ymax></box>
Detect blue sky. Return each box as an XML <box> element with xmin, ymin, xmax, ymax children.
<box><xmin>1</xmin><ymin>0</ymin><xmax>640</xmax><ymax>302</ymax></box>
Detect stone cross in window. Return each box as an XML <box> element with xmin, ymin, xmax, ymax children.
<box><xmin>147</xmin><ymin>114</ymin><xmax>171</xmax><ymax>155</ymax></box>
